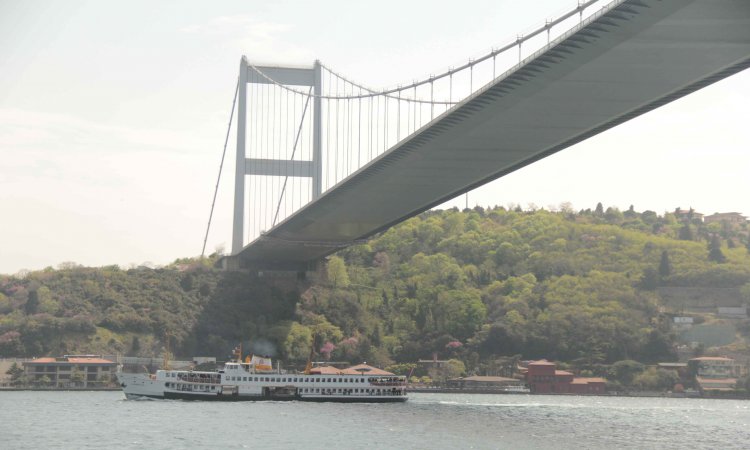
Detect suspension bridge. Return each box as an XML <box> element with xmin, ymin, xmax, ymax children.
<box><xmin>205</xmin><ymin>0</ymin><xmax>750</xmax><ymax>272</ymax></box>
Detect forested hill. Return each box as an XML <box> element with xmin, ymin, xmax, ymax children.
<box><xmin>2</xmin><ymin>205</ymin><xmax>749</xmax><ymax>372</ymax></box>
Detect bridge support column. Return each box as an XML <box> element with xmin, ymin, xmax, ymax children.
<box><xmin>312</xmin><ymin>60</ymin><xmax>322</xmax><ymax>200</ymax></box>
<box><xmin>230</xmin><ymin>57</ymin><xmax>323</xmax><ymax>256</ymax></box>
<box><xmin>232</xmin><ymin>57</ymin><xmax>248</xmax><ymax>255</ymax></box>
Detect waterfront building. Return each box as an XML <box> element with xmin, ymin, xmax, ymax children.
<box><xmin>525</xmin><ymin>360</ymin><xmax>606</xmax><ymax>394</ymax></box>
<box><xmin>689</xmin><ymin>356</ymin><xmax>744</xmax><ymax>394</ymax></box>
<box><xmin>23</xmin><ymin>355</ymin><xmax>117</xmax><ymax>388</ymax></box>
<box><xmin>569</xmin><ymin>378</ymin><xmax>607</xmax><ymax>394</ymax></box>
<box><xmin>689</xmin><ymin>356</ymin><xmax>739</xmax><ymax>378</ymax></box>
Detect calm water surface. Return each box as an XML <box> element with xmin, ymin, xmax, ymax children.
<box><xmin>1</xmin><ymin>391</ymin><xmax>749</xmax><ymax>449</ymax></box>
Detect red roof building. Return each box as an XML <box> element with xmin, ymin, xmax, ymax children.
<box><xmin>310</xmin><ymin>364</ymin><xmax>394</xmax><ymax>376</ymax></box>
<box><xmin>569</xmin><ymin>377</ymin><xmax>607</xmax><ymax>394</ymax></box>
<box><xmin>309</xmin><ymin>365</ymin><xmax>343</xmax><ymax>375</ymax></box>
<box><xmin>340</xmin><ymin>364</ymin><xmax>394</xmax><ymax>375</ymax></box>
<box><xmin>526</xmin><ymin>360</ymin><xmax>606</xmax><ymax>395</ymax></box>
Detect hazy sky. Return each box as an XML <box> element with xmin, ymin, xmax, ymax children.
<box><xmin>1</xmin><ymin>0</ymin><xmax>749</xmax><ymax>274</ymax></box>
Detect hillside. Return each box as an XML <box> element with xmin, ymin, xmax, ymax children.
<box><xmin>2</xmin><ymin>205</ymin><xmax>749</xmax><ymax>373</ymax></box>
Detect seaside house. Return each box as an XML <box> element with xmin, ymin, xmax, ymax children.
<box><xmin>525</xmin><ymin>360</ymin><xmax>606</xmax><ymax>394</ymax></box>
<box><xmin>23</xmin><ymin>355</ymin><xmax>117</xmax><ymax>388</ymax></box>
<box><xmin>689</xmin><ymin>356</ymin><xmax>742</xmax><ymax>394</ymax></box>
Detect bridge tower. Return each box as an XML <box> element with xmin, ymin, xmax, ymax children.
<box><xmin>231</xmin><ymin>57</ymin><xmax>323</xmax><ymax>258</ymax></box>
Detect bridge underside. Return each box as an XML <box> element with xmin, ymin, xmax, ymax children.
<box><xmin>231</xmin><ymin>0</ymin><xmax>750</xmax><ymax>270</ymax></box>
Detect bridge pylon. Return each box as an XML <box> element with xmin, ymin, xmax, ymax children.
<box><xmin>231</xmin><ymin>57</ymin><xmax>323</xmax><ymax>257</ymax></box>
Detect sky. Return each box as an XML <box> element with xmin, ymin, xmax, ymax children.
<box><xmin>1</xmin><ymin>0</ymin><xmax>749</xmax><ymax>275</ymax></box>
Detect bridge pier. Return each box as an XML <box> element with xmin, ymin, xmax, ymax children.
<box><xmin>217</xmin><ymin>254</ymin><xmax>323</xmax><ymax>283</ymax></box>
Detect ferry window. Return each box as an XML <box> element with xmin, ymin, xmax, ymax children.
<box><xmin>243</xmin><ymin>377</ymin><xmax>247</xmax><ymax>381</ymax></box>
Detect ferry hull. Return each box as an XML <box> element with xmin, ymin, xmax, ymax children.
<box><xmin>161</xmin><ymin>392</ymin><xmax>408</xmax><ymax>402</ymax></box>
<box><xmin>124</xmin><ymin>390</ymin><xmax>408</xmax><ymax>402</ymax></box>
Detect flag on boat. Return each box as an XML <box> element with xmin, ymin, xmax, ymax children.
<box><xmin>251</xmin><ymin>355</ymin><xmax>273</xmax><ymax>371</ymax></box>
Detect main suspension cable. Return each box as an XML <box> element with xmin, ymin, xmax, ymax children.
<box><xmin>201</xmin><ymin>77</ymin><xmax>239</xmax><ymax>258</ymax></box>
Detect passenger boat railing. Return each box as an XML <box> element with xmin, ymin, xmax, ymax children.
<box><xmin>176</xmin><ymin>373</ymin><xmax>221</xmax><ymax>384</ymax></box>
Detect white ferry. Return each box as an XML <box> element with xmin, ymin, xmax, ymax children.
<box><xmin>117</xmin><ymin>356</ymin><xmax>407</xmax><ymax>402</ymax></box>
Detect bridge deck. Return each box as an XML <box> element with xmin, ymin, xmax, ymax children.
<box><xmin>233</xmin><ymin>0</ymin><xmax>750</xmax><ymax>270</ymax></box>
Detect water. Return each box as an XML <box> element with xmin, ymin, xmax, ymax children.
<box><xmin>1</xmin><ymin>391</ymin><xmax>749</xmax><ymax>449</ymax></box>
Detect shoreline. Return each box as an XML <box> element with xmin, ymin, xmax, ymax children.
<box><xmin>0</xmin><ymin>387</ymin><xmax>120</xmax><ymax>392</ymax></box>
<box><xmin>407</xmin><ymin>386</ymin><xmax>748</xmax><ymax>400</ymax></box>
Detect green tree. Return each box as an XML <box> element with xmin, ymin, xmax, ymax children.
<box><xmin>384</xmin><ymin>363</ymin><xmax>417</xmax><ymax>376</ymax></box>
<box><xmin>708</xmin><ymin>235</ymin><xmax>727</xmax><ymax>263</ymax></box>
<box><xmin>610</xmin><ymin>360</ymin><xmax>645</xmax><ymax>386</ymax></box>
<box><xmin>5</xmin><ymin>362</ymin><xmax>25</xmax><ymax>386</ymax></box>
<box><xmin>37</xmin><ymin>375</ymin><xmax>52</xmax><ymax>387</ymax></box>
<box><xmin>282</xmin><ymin>322</ymin><xmax>313</xmax><ymax>361</ymax></box>
<box><xmin>327</xmin><ymin>256</ymin><xmax>350</xmax><ymax>288</ymax></box>
<box><xmin>429</xmin><ymin>359</ymin><xmax>466</xmax><ymax>382</ymax></box>
<box><xmin>678</xmin><ymin>224</ymin><xmax>695</xmax><ymax>241</ymax></box>
<box><xmin>633</xmin><ymin>367</ymin><xmax>679</xmax><ymax>391</ymax></box>
<box><xmin>98</xmin><ymin>374</ymin><xmax>112</xmax><ymax>386</ymax></box>
<box><xmin>640</xmin><ymin>267</ymin><xmax>660</xmax><ymax>290</ymax></box>
<box><xmin>0</xmin><ymin>293</ymin><xmax>12</xmax><ymax>314</ymax></box>
<box><xmin>658</xmin><ymin>250</ymin><xmax>672</xmax><ymax>278</ymax></box>
<box><xmin>71</xmin><ymin>368</ymin><xmax>85</xmax><ymax>387</ymax></box>
<box><xmin>24</xmin><ymin>289</ymin><xmax>39</xmax><ymax>315</ymax></box>
<box><xmin>131</xmin><ymin>336</ymin><xmax>141</xmax><ymax>354</ymax></box>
